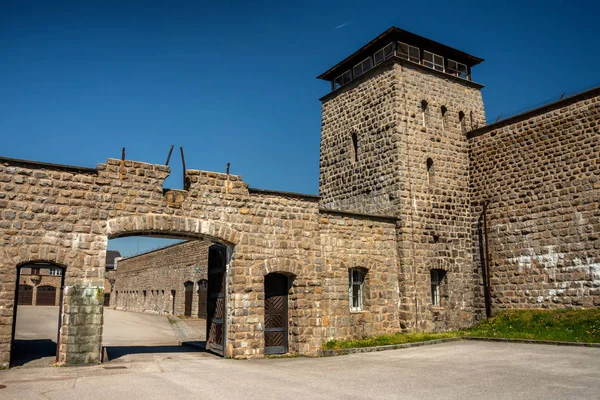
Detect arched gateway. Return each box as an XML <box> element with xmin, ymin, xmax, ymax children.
<box><xmin>0</xmin><ymin>155</ymin><xmax>400</xmax><ymax>368</ymax></box>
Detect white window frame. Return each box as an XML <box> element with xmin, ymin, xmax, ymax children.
<box><xmin>334</xmin><ymin>69</ymin><xmax>353</xmax><ymax>90</ymax></box>
<box><xmin>353</xmin><ymin>57</ymin><xmax>373</xmax><ymax>78</ymax></box>
<box><xmin>423</xmin><ymin>51</ymin><xmax>445</xmax><ymax>72</ymax></box>
<box><xmin>447</xmin><ymin>59</ymin><xmax>468</xmax><ymax>79</ymax></box>
<box><xmin>373</xmin><ymin>42</ymin><xmax>394</xmax><ymax>66</ymax></box>
<box><xmin>397</xmin><ymin>41</ymin><xmax>420</xmax><ymax>63</ymax></box>
<box><xmin>430</xmin><ymin>269</ymin><xmax>445</xmax><ymax>306</ymax></box>
<box><xmin>349</xmin><ymin>268</ymin><xmax>365</xmax><ymax>311</ymax></box>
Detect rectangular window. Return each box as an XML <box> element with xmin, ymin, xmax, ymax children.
<box><xmin>447</xmin><ymin>59</ymin><xmax>468</xmax><ymax>79</ymax></box>
<box><xmin>423</xmin><ymin>51</ymin><xmax>444</xmax><ymax>72</ymax></box>
<box><xmin>31</xmin><ymin>267</ymin><xmax>40</xmax><ymax>275</ymax></box>
<box><xmin>353</xmin><ymin>57</ymin><xmax>373</xmax><ymax>78</ymax></box>
<box><xmin>430</xmin><ymin>269</ymin><xmax>446</xmax><ymax>306</ymax></box>
<box><xmin>49</xmin><ymin>268</ymin><xmax>62</xmax><ymax>276</ymax></box>
<box><xmin>397</xmin><ymin>41</ymin><xmax>420</xmax><ymax>63</ymax></box>
<box><xmin>349</xmin><ymin>268</ymin><xmax>365</xmax><ymax>311</ymax></box>
<box><xmin>373</xmin><ymin>42</ymin><xmax>393</xmax><ymax>65</ymax></box>
<box><xmin>334</xmin><ymin>69</ymin><xmax>353</xmax><ymax>90</ymax></box>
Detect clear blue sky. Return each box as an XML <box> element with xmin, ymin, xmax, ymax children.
<box><xmin>2</xmin><ymin>1</ymin><xmax>599</xmax><ymax>255</ymax></box>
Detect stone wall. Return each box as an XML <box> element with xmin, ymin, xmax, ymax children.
<box><xmin>0</xmin><ymin>156</ymin><xmax>401</xmax><ymax>366</ymax></box>
<box><xmin>469</xmin><ymin>88</ymin><xmax>600</xmax><ymax>311</ymax></box>
<box><xmin>112</xmin><ymin>240</ymin><xmax>210</xmax><ymax>316</ymax></box>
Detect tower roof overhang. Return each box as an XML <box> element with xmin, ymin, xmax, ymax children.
<box><xmin>317</xmin><ymin>26</ymin><xmax>484</xmax><ymax>82</ymax></box>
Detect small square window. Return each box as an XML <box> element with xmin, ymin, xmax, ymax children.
<box><xmin>349</xmin><ymin>268</ymin><xmax>366</xmax><ymax>311</ymax></box>
<box><xmin>374</xmin><ymin>42</ymin><xmax>394</xmax><ymax>65</ymax></box>
<box><xmin>423</xmin><ymin>51</ymin><xmax>444</xmax><ymax>72</ymax></box>
<box><xmin>397</xmin><ymin>42</ymin><xmax>420</xmax><ymax>63</ymax></box>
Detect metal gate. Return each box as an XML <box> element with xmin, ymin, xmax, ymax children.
<box><xmin>264</xmin><ymin>273</ymin><xmax>288</xmax><ymax>355</ymax></box>
<box><xmin>18</xmin><ymin>285</ymin><xmax>33</xmax><ymax>305</ymax></box>
<box><xmin>197</xmin><ymin>279</ymin><xmax>208</xmax><ymax>319</ymax></box>
<box><xmin>36</xmin><ymin>285</ymin><xmax>56</xmax><ymax>306</ymax></box>
<box><xmin>206</xmin><ymin>246</ymin><xmax>227</xmax><ymax>356</ymax></box>
<box><xmin>184</xmin><ymin>282</ymin><xmax>193</xmax><ymax>317</ymax></box>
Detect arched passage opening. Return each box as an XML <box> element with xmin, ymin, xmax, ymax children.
<box><xmin>11</xmin><ymin>262</ymin><xmax>65</xmax><ymax>367</ymax></box>
<box><xmin>101</xmin><ymin>216</ymin><xmax>236</xmax><ymax>360</ymax></box>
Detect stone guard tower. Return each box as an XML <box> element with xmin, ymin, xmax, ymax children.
<box><xmin>318</xmin><ymin>27</ymin><xmax>487</xmax><ymax>331</ymax></box>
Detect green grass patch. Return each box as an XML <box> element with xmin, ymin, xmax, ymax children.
<box><xmin>322</xmin><ymin>331</ymin><xmax>458</xmax><ymax>350</ymax></box>
<box><xmin>464</xmin><ymin>308</ymin><xmax>600</xmax><ymax>343</ymax></box>
<box><xmin>322</xmin><ymin>308</ymin><xmax>600</xmax><ymax>350</ymax></box>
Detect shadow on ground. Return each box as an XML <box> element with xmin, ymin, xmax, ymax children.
<box><xmin>11</xmin><ymin>339</ymin><xmax>57</xmax><ymax>367</ymax></box>
<box><xmin>105</xmin><ymin>342</ymin><xmax>208</xmax><ymax>360</ymax></box>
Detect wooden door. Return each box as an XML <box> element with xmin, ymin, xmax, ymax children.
<box><xmin>18</xmin><ymin>285</ymin><xmax>33</xmax><ymax>305</ymax></box>
<box><xmin>197</xmin><ymin>280</ymin><xmax>207</xmax><ymax>319</ymax></box>
<box><xmin>36</xmin><ymin>286</ymin><xmax>56</xmax><ymax>306</ymax></box>
<box><xmin>184</xmin><ymin>282</ymin><xmax>193</xmax><ymax>317</ymax></box>
<box><xmin>264</xmin><ymin>273</ymin><xmax>288</xmax><ymax>355</ymax></box>
<box><xmin>206</xmin><ymin>246</ymin><xmax>226</xmax><ymax>356</ymax></box>
<box><xmin>103</xmin><ymin>293</ymin><xmax>110</xmax><ymax>307</ymax></box>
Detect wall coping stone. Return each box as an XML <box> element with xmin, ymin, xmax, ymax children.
<box><xmin>248</xmin><ymin>187</ymin><xmax>320</xmax><ymax>201</ymax></box>
<box><xmin>467</xmin><ymin>86</ymin><xmax>600</xmax><ymax>139</ymax></box>
<box><xmin>0</xmin><ymin>155</ymin><xmax>98</xmax><ymax>175</ymax></box>
<box><xmin>318</xmin><ymin>208</ymin><xmax>399</xmax><ymax>223</ymax></box>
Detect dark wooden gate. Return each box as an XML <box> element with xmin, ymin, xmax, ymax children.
<box><xmin>103</xmin><ymin>293</ymin><xmax>110</xmax><ymax>307</ymax></box>
<box><xmin>18</xmin><ymin>285</ymin><xmax>33</xmax><ymax>305</ymax></box>
<box><xmin>36</xmin><ymin>285</ymin><xmax>56</xmax><ymax>306</ymax></box>
<box><xmin>197</xmin><ymin>279</ymin><xmax>208</xmax><ymax>319</ymax></box>
<box><xmin>264</xmin><ymin>273</ymin><xmax>288</xmax><ymax>355</ymax></box>
<box><xmin>184</xmin><ymin>282</ymin><xmax>193</xmax><ymax>317</ymax></box>
<box><xmin>206</xmin><ymin>246</ymin><xmax>227</xmax><ymax>356</ymax></box>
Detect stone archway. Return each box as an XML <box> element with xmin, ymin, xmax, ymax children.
<box><xmin>104</xmin><ymin>215</ymin><xmax>239</xmax><ymax>358</ymax></box>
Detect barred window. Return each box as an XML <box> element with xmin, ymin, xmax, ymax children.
<box><xmin>397</xmin><ymin>41</ymin><xmax>420</xmax><ymax>63</ymax></box>
<box><xmin>374</xmin><ymin>42</ymin><xmax>394</xmax><ymax>65</ymax></box>
<box><xmin>49</xmin><ymin>268</ymin><xmax>62</xmax><ymax>276</ymax></box>
<box><xmin>430</xmin><ymin>269</ymin><xmax>447</xmax><ymax>306</ymax></box>
<box><xmin>423</xmin><ymin>51</ymin><xmax>444</xmax><ymax>72</ymax></box>
<box><xmin>349</xmin><ymin>268</ymin><xmax>365</xmax><ymax>311</ymax></box>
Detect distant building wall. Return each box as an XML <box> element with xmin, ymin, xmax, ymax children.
<box><xmin>111</xmin><ymin>240</ymin><xmax>210</xmax><ymax>316</ymax></box>
<box><xmin>19</xmin><ymin>265</ymin><xmax>63</xmax><ymax>306</ymax></box>
<box><xmin>469</xmin><ymin>89</ymin><xmax>600</xmax><ymax>311</ymax></box>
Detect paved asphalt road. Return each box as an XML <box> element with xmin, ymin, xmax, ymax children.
<box><xmin>1</xmin><ymin>340</ymin><xmax>599</xmax><ymax>399</ymax></box>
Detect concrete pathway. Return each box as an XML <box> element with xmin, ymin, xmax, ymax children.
<box><xmin>0</xmin><ymin>341</ymin><xmax>599</xmax><ymax>399</ymax></box>
<box><xmin>11</xmin><ymin>307</ymin><xmax>207</xmax><ymax>367</ymax></box>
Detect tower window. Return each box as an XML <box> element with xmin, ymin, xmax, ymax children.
<box><xmin>426</xmin><ymin>158</ymin><xmax>434</xmax><ymax>184</ymax></box>
<box><xmin>423</xmin><ymin>51</ymin><xmax>444</xmax><ymax>72</ymax></box>
<box><xmin>349</xmin><ymin>268</ymin><xmax>366</xmax><ymax>311</ymax></box>
<box><xmin>334</xmin><ymin>70</ymin><xmax>352</xmax><ymax>90</ymax></box>
<box><xmin>448</xmin><ymin>59</ymin><xmax>468</xmax><ymax>79</ymax></box>
<box><xmin>430</xmin><ymin>269</ymin><xmax>447</xmax><ymax>306</ymax></box>
<box><xmin>397</xmin><ymin>42</ymin><xmax>420</xmax><ymax>63</ymax></box>
<box><xmin>421</xmin><ymin>100</ymin><xmax>429</xmax><ymax>126</ymax></box>
<box><xmin>458</xmin><ymin>111</ymin><xmax>466</xmax><ymax>133</ymax></box>
<box><xmin>350</xmin><ymin>131</ymin><xmax>358</xmax><ymax>163</ymax></box>
<box><xmin>353</xmin><ymin>57</ymin><xmax>373</xmax><ymax>78</ymax></box>
<box><xmin>441</xmin><ymin>106</ymin><xmax>448</xmax><ymax>130</ymax></box>
<box><xmin>374</xmin><ymin>42</ymin><xmax>394</xmax><ymax>65</ymax></box>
